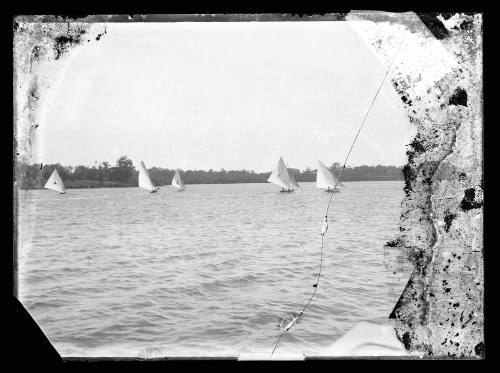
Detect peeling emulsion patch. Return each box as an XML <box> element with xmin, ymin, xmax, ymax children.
<box><xmin>13</xmin><ymin>16</ymin><xmax>107</xmax><ymax>175</ymax></box>
<box><xmin>357</xmin><ymin>12</ymin><xmax>483</xmax><ymax>358</ymax></box>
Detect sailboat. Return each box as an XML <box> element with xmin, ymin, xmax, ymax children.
<box><xmin>171</xmin><ymin>169</ymin><xmax>186</xmax><ymax>191</ymax></box>
<box><xmin>316</xmin><ymin>160</ymin><xmax>345</xmax><ymax>193</ymax></box>
<box><xmin>267</xmin><ymin>157</ymin><xmax>299</xmax><ymax>193</ymax></box>
<box><xmin>138</xmin><ymin>161</ymin><xmax>159</xmax><ymax>193</ymax></box>
<box><xmin>44</xmin><ymin>168</ymin><xmax>66</xmax><ymax>194</ymax></box>
<box><xmin>288</xmin><ymin>169</ymin><xmax>300</xmax><ymax>190</ymax></box>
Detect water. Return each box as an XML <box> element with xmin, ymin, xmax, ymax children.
<box><xmin>16</xmin><ymin>181</ymin><xmax>408</xmax><ymax>357</ymax></box>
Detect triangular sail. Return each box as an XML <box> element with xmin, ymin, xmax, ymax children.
<box><xmin>332</xmin><ymin>169</ymin><xmax>346</xmax><ymax>188</ymax></box>
<box><xmin>138</xmin><ymin>161</ymin><xmax>156</xmax><ymax>191</ymax></box>
<box><xmin>289</xmin><ymin>171</ymin><xmax>300</xmax><ymax>188</ymax></box>
<box><xmin>267</xmin><ymin>157</ymin><xmax>292</xmax><ymax>189</ymax></box>
<box><xmin>44</xmin><ymin>169</ymin><xmax>65</xmax><ymax>193</ymax></box>
<box><xmin>316</xmin><ymin>160</ymin><xmax>340</xmax><ymax>190</ymax></box>
<box><xmin>172</xmin><ymin>169</ymin><xmax>185</xmax><ymax>189</ymax></box>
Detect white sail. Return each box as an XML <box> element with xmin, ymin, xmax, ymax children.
<box><xmin>289</xmin><ymin>171</ymin><xmax>300</xmax><ymax>188</ymax></box>
<box><xmin>267</xmin><ymin>157</ymin><xmax>292</xmax><ymax>189</ymax></box>
<box><xmin>138</xmin><ymin>161</ymin><xmax>156</xmax><ymax>191</ymax></box>
<box><xmin>333</xmin><ymin>169</ymin><xmax>346</xmax><ymax>188</ymax></box>
<box><xmin>327</xmin><ymin>164</ymin><xmax>345</xmax><ymax>187</ymax></box>
<box><xmin>317</xmin><ymin>160</ymin><xmax>340</xmax><ymax>190</ymax></box>
<box><xmin>172</xmin><ymin>169</ymin><xmax>185</xmax><ymax>190</ymax></box>
<box><xmin>44</xmin><ymin>168</ymin><xmax>66</xmax><ymax>193</ymax></box>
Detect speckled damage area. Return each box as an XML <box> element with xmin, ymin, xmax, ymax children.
<box><xmin>13</xmin><ymin>16</ymin><xmax>106</xmax><ymax>167</ymax></box>
<box><xmin>13</xmin><ymin>16</ymin><xmax>107</xmax><ymax>295</ymax></box>
<box><xmin>347</xmin><ymin>12</ymin><xmax>483</xmax><ymax>358</ymax></box>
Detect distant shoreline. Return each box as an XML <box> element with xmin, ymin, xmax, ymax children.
<box><xmin>16</xmin><ymin>158</ymin><xmax>404</xmax><ymax>191</ymax></box>
<box><xmin>17</xmin><ymin>179</ymin><xmax>404</xmax><ymax>191</ymax></box>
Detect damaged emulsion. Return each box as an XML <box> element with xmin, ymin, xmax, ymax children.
<box><xmin>52</xmin><ymin>24</ymin><xmax>106</xmax><ymax>60</ymax></box>
<box><xmin>443</xmin><ymin>212</ymin><xmax>457</xmax><ymax>232</ymax></box>
<box><xmin>449</xmin><ymin>88</ymin><xmax>468</xmax><ymax>107</ymax></box>
<box><xmin>29</xmin><ymin>45</ymin><xmax>42</xmax><ymax>73</ymax></box>
<box><xmin>460</xmin><ymin>188</ymin><xmax>482</xmax><ymax>211</ymax></box>
<box><xmin>401</xmin><ymin>135</ymin><xmax>429</xmax><ymax>196</ymax></box>
<box><xmin>401</xmin><ymin>164</ymin><xmax>416</xmax><ymax>197</ymax></box>
<box><xmin>401</xmin><ymin>95</ymin><xmax>413</xmax><ymax>106</ymax></box>
<box><xmin>416</xmin><ymin>13</ymin><xmax>450</xmax><ymax>40</ymax></box>
<box><xmin>53</xmin><ymin>29</ymin><xmax>87</xmax><ymax>60</ymax></box>
<box><xmin>386</xmin><ymin>12</ymin><xmax>483</xmax><ymax>358</ymax></box>
<box><xmin>402</xmin><ymin>135</ymin><xmax>440</xmax><ymax>195</ymax></box>
<box><xmin>385</xmin><ymin>237</ymin><xmax>405</xmax><ymax>247</ymax></box>
<box><xmin>15</xmin><ymin>18</ymin><xmax>107</xmax><ymax>169</ymax></box>
<box><xmin>416</xmin><ymin>12</ymin><xmax>478</xmax><ymax>41</ymax></box>
<box><xmin>435</xmin><ymin>185</ymin><xmax>480</xmax><ymax>235</ymax></box>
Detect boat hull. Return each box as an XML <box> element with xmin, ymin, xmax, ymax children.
<box><xmin>280</xmin><ymin>189</ymin><xmax>294</xmax><ymax>193</ymax></box>
<box><xmin>324</xmin><ymin>189</ymin><xmax>340</xmax><ymax>193</ymax></box>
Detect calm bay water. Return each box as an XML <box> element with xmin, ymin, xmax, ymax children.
<box><xmin>16</xmin><ymin>181</ymin><xmax>408</xmax><ymax>357</ymax></box>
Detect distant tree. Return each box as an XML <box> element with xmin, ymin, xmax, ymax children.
<box><xmin>73</xmin><ymin>165</ymin><xmax>90</xmax><ymax>180</ymax></box>
<box><xmin>99</xmin><ymin>161</ymin><xmax>110</xmax><ymax>185</ymax></box>
<box><xmin>15</xmin><ymin>156</ymin><xmax>403</xmax><ymax>189</ymax></box>
<box><xmin>113</xmin><ymin>156</ymin><xmax>135</xmax><ymax>184</ymax></box>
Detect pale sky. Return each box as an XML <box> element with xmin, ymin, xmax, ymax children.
<box><xmin>41</xmin><ymin>21</ymin><xmax>411</xmax><ymax>172</ymax></box>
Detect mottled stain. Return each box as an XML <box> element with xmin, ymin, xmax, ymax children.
<box><xmin>443</xmin><ymin>212</ymin><xmax>457</xmax><ymax>233</ymax></box>
<box><xmin>14</xmin><ymin>16</ymin><xmax>107</xmax><ymax>166</ymax></box>
<box><xmin>460</xmin><ymin>188</ymin><xmax>482</xmax><ymax>211</ymax></box>
<box><xmin>53</xmin><ymin>26</ymin><xmax>87</xmax><ymax>60</ymax></box>
<box><xmin>449</xmin><ymin>88</ymin><xmax>468</xmax><ymax>107</ymax></box>
<box><xmin>363</xmin><ymin>12</ymin><xmax>484</xmax><ymax>358</ymax></box>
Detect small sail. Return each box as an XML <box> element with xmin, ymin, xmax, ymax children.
<box><xmin>138</xmin><ymin>161</ymin><xmax>156</xmax><ymax>191</ymax></box>
<box><xmin>331</xmin><ymin>168</ymin><xmax>345</xmax><ymax>188</ymax></box>
<box><xmin>267</xmin><ymin>157</ymin><xmax>292</xmax><ymax>190</ymax></box>
<box><xmin>289</xmin><ymin>170</ymin><xmax>300</xmax><ymax>188</ymax></box>
<box><xmin>317</xmin><ymin>160</ymin><xmax>339</xmax><ymax>190</ymax></box>
<box><xmin>44</xmin><ymin>168</ymin><xmax>65</xmax><ymax>193</ymax></box>
<box><xmin>172</xmin><ymin>169</ymin><xmax>186</xmax><ymax>190</ymax></box>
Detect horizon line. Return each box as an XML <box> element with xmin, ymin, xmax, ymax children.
<box><xmin>20</xmin><ymin>160</ymin><xmax>406</xmax><ymax>173</ymax></box>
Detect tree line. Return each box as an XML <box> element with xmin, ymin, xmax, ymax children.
<box><xmin>15</xmin><ymin>156</ymin><xmax>404</xmax><ymax>190</ymax></box>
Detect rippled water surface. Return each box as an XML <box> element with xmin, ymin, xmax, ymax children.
<box><xmin>17</xmin><ymin>181</ymin><xmax>407</xmax><ymax>357</ymax></box>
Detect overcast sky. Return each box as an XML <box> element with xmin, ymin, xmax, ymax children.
<box><xmin>41</xmin><ymin>21</ymin><xmax>411</xmax><ymax>172</ymax></box>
